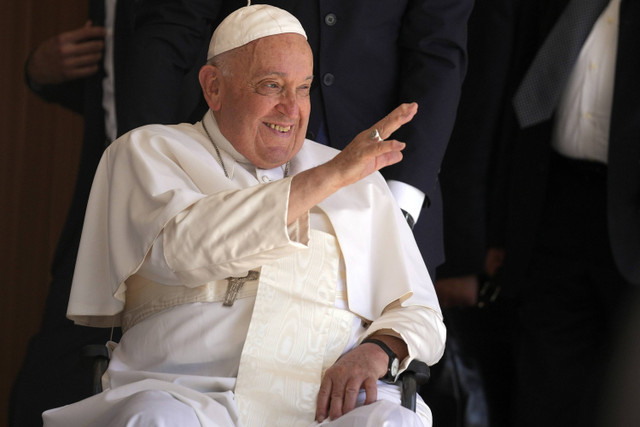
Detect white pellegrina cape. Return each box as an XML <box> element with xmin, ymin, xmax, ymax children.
<box><xmin>67</xmin><ymin>111</ymin><xmax>442</xmax><ymax>337</ymax></box>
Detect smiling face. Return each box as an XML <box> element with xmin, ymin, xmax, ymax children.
<box><xmin>201</xmin><ymin>33</ymin><xmax>313</xmax><ymax>169</ymax></box>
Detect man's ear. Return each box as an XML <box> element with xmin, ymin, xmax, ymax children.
<box><xmin>199</xmin><ymin>64</ymin><xmax>222</xmax><ymax>111</ymax></box>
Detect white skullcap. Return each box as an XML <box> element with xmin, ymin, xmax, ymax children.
<box><xmin>207</xmin><ymin>3</ymin><xmax>307</xmax><ymax>60</ymax></box>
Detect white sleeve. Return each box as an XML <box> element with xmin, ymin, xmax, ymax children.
<box><xmin>137</xmin><ymin>177</ymin><xmax>310</xmax><ymax>287</ymax></box>
<box><xmin>363</xmin><ymin>304</ymin><xmax>446</xmax><ymax>370</ymax></box>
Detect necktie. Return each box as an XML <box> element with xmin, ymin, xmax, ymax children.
<box><xmin>513</xmin><ymin>0</ymin><xmax>610</xmax><ymax>128</ymax></box>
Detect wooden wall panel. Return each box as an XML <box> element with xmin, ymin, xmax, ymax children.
<box><xmin>1</xmin><ymin>1</ymin><xmax>87</xmax><ymax>425</ymax></box>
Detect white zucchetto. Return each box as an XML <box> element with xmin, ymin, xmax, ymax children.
<box><xmin>207</xmin><ymin>3</ymin><xmax>307</xmax><ymax>60</ymax></box>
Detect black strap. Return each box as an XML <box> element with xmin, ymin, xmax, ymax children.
<box><xmin>361</xmin><ymin>338</ymin><xmax>398</xmax><ymax>381</ymax></box>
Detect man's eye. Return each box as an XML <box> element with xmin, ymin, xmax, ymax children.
<box><xmin>298</xmin><ymin>85</ymin><xmax>311</xmax><ymax>96</ymax></box>
<box><xmin>256</xmin><ymin>82</ymin><xmax>282</xmax><ymax>95</ymax></box>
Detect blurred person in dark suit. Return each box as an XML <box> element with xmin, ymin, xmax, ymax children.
<box><xmin>429</xmin><ymin>0</ymin><xmax>521</xmax><ymax>425</ymax></box>
<box><xmin>487</xmin><ymin>0</ymin><xmax>640</xmax><ymax>425</ymax></box>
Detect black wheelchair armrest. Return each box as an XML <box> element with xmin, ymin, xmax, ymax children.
<box><xmin>399</xmin><ymin>359</ymin><xmax>431</xmax><ymax>412</ymax></box>
<box><xmin>81</xmin><ymin>344</ymin><xmax>110</xmax><ymax>395</ymax></box>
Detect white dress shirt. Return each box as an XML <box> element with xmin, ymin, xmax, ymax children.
<box><xmin>552</xmin><ymin>0</ymin><xmax>620</xmax><ymax>164</ymax></box>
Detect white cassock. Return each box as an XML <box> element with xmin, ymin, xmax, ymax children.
<box><xmin>43</xmin><ymin>111</ymin><xmax>446</xmax><ymax>426</ymax></box>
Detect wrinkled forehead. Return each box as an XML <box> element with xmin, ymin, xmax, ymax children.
<box><xmin>229</xmin><ymin>33</ymin><xmax>313</xmax><ymax>78</ymax></box>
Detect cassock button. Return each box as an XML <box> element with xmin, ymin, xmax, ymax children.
<box><xmin>325</xmin><ymin>13</ymin><xmax>337</xmax><ymax>26</ymax></box>
<box><xmin>323</xmin><ymin>73</ymin><xmax>335</xmax><ymax>86</ymax></box>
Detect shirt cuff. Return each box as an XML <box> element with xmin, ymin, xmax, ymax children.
<box><xmin>386</xmin><ymin>180</ymin><xmax>425</xmax><ymax>224</ymax></box>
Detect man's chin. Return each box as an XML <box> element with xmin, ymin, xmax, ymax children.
<box><xmin>258</xmin><ymin>143</ymin><xmax>303</xmax><ymax>169</ymax></box>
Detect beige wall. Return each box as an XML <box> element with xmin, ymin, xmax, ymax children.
<box><xmin>1</xmin><ymin>1</ymin><xmax>86</xmax><ymax>424</ymax></box>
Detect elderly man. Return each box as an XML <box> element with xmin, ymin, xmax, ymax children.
<box><xmin>43</xmin><ymin>4</ymin><xmax>445</xmax><ymax>426</ymax></box>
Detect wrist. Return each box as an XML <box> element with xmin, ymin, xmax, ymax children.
<box><xmin>361</xmin><ymin>338</ymin><xmax>400</xmax><ymax>383</ymax></box>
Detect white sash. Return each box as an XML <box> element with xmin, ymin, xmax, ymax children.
<box><xmin>235</xmin><ymin>230</ymin><xmax>355</xmax><ymax>426</ymax></box>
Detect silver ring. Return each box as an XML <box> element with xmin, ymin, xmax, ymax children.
<box><xmin>370</xmin><ymin>129</ymin><xmax>383</xmax><ymax>142</ymax></box>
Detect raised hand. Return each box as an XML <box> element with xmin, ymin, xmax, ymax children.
<box><xmin>287</xmin><ymin>103</ymin><xmax>418</xmax><ymax>224</ymax></box>
<box><xmin>327</xmin><ymin>102</ymin><xmax>418</xmax><ymax>187</ymax></box>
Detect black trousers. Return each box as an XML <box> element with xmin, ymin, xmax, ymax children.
<box><xmin>514</xmin><ymin>154</ymin><xmax>633</xmax><ymax>427</ymax></box>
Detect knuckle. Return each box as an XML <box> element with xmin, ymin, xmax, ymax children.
<box><xmin>317</xmin><ymin>387</ymin><xmax>330</xmax><ymax>397</ymax></box>
<box><xmin>344</xmin><ymin>384</ymin><xmax>360</xmax><ymax>395</ymax></box>
<box><xmin>330</xmin><ymin>389</ymin><xmax>344</xmax><ymax>400</ymax></box>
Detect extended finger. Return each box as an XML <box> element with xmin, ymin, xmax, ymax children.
<box><xmin>63</xmin><ymin>39</ymin><xmax>105</xmax><ymax>59</ymax></box>
<box><xmin>341</xmin><ymin>379</ymin><xmax>363</xmax><ymax>415</ymax></box>
<box><xmin>362</xmin><ymin>377</ymin><xmax>378</xmax><ymax>405</ymax></box>
<box><xmin>374</xmin><ymin>143</ymin><xmax>405</xmax><ymax>170</ymax></box>
<box><xmin>371</xmin><ymin>102</ymin><xmax>418</xmax><ymax>141</ymax></box>
<box><xmin>64</xmin><ymin>50</ymin><xmax>104</xmax><ymax>68</ymax></box>
<box><xmin>64</xmin><ymin>64</ymin><xmax>101</xmax><ymax>80</ymax></box>
<box><xmin>316</xmin><ymin>377</ymin><xmax>332</xmax><ymax>422</ymax></box>
<box><xmin>328</xmin><ymin>383</ymin><xmax>347</xmax><ymax>420</ymax></box>
<box><xmin>62</xmin><ymin>24</ymin><xmax>107</xmax><ymax>44</ymax></box>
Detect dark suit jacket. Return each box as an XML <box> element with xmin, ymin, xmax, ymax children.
<box><xmin>132</xmin><ymin>0</ymin><xmax>472</xmax><ymax>276</ymax></box>
<box><xmin>295</xmin><ymin>0</ymin><xmax>471</xmax><ymax>276</ymax></box>
<box><xmin>436</xmin><ymin>0</ymin><xmax>519</xmax><ymax>279</ymax></box>
<box><xmin>491</xmin><ymin>0</ymin><xmax>640</xmax><ymax>289</ymax></box>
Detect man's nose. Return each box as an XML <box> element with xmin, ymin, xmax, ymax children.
<box><xmin>277</xmin><ymin>90</ymin><xmax>299</xmax><ymax>116</ymax></box>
